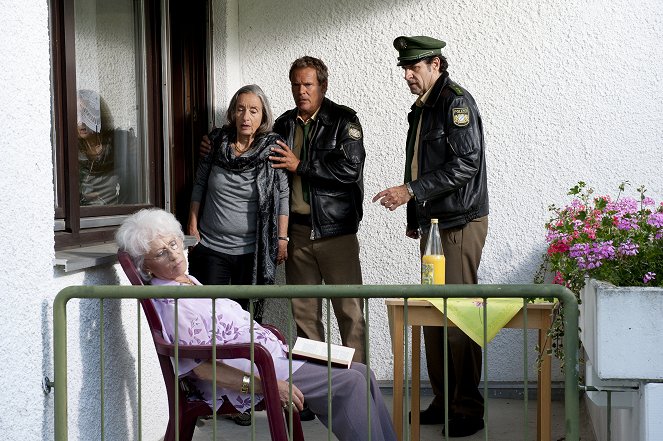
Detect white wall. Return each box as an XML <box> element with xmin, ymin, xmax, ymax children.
<box><xmin>225</xmin><ymin>0</ymin><xmax>663</xmax><ymax>381</ymax></box>
<box><xmin>0</xmin><ymin>1</ymin><xmax>55</xmax><ymax>439</ymax></box>
<box><xmin>0</xmin><ymin>0</ymin><xmax>662</xmax><ymax>440</ymax></box>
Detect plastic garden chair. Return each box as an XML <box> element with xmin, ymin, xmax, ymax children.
<box><xmin>117</xmin><ymin>250</ymin><xmax>304</xmax><ymax>441</ymax></box>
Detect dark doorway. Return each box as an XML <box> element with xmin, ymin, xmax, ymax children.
<box><xmin>169</xmin><ymin>0</ymin><xmax>209</xmax><ymax>229</ymax></box>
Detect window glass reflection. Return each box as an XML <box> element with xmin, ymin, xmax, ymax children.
<box><xmin>75</xmin><ymin>0</ymin><xmax>147</xmax><ymax>207</ymax></box>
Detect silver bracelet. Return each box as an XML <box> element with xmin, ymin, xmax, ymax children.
<box><xmin>405</xmin><ymin>182</ymin><xmax>415</xmax><ymax>198</ymax></box>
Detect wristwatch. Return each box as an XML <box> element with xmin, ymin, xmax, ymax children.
<box><xmin>405</xmin><ymin>182</ymin><xmax>415</xmax><ymax>198</ymax></box>
<box><xmin>278</xmin><ymin>236</ymin><xmax>290</xmax><ymax>242</ymax></box>
<box><xmin>240</xmin><ymin>374</ymin><xmax>250</xmax><ymax>394</ymax></box>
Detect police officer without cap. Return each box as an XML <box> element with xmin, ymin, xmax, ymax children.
<box><xmin>373</xmin><ymin>36</ymin><xmax>489</xmax><ymax>438</ymax></box>
<box><xmin>269</xmin><ymin>56</ymin><xmax>367</xmax><ymax>366</ymax></box>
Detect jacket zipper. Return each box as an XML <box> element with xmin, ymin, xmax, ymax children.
<box><xmin>306</xmin><ymin>120</ymin><xmax>319</xmax><ymax>241</ymax></box>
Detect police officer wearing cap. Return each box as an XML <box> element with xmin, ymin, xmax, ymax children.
<box><xmin>374</xmin><ymin>36</ymin><xmax>488</xmax><ymax>437</ymax></box>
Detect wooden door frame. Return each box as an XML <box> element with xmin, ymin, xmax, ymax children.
<box><xmin>168</xmin><ymin>0</ymin><xmax>210</xmax><ymax>230</ymax></box>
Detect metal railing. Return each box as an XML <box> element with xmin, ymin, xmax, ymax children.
<box><xmin>52</xmin><ymin>283</ymin><xmax>579</xmax><ymax>441</ymax></box>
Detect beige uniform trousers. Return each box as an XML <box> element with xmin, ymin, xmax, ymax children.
<box><xmin>286</xmin><ymin>223</ymin><xmax>366</xmax><ymax>363</ymax></box>
<box><xmin>420</xmin><ymin>215</ymin><xmax>488</xmax><ymax>418</ymax></box>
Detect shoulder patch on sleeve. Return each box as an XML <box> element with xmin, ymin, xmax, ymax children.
<box><xmin>447</xmin><ymin>82</ymin><xmax>464</xmax><ymax>96</ymax></box>
<box><xmin>452</xmin><ymin>108</ymin><xmax>470</xmax><ymax>127</ymax></box>
<box><xmin>347</xmin><ymin>122</ymin><xmax>362</xmax><ymax>140</ymax></box>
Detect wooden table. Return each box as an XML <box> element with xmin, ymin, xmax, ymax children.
<box><xmin>386</xmin><ymin>299</ymin><xmax>554</xmax><ymax>441</ymax></box>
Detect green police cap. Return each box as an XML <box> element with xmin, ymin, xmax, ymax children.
<box><xmin>393</xmin><ymin>36</ymin><xmax>446</xmax><ymax>66</ymax></box>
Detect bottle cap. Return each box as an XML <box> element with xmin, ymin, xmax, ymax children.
<box><xmin>431</xmin><ymin>218</ymin><xmax>438</xmax><ymax>224</ymax></box>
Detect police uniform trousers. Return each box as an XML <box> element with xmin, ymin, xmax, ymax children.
<box><xmin>420</xmin><ymin>215</ymin><xmax>488</xmax><ymax>418</ymax></box>
<box><xmin>291</xmin><ymin>362</ymin><xmax>396</xmax><ymax>441</ymax></box>
<box><xmin>286</xmin><ymin>223</ymin><xmax>366</xmax><ymax>363</ymax></box>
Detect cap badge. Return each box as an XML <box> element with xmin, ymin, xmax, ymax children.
<box><xmin>396</xmin><ymin>38</ymin><xmax>408</xmax><ymax>50</ymax></box>
<box><xmin>452</xmin><ymin>108</ymin><xmax>470</xmax><ymax>127</ymax></box>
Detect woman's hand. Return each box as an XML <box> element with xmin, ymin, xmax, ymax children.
<box><xmin>277</xmin><ymin>240</ymin><xmax>288</xmax><ymax>264</ymax></box>
<box><xmin>277</xmin><ymin>380</ymin><xmax>304</xmax><ymax>412</ymax></box>
<box><xmin>188</xmin><ymin>225</ymin><xmax>200</xmax><ymax>243</ymax></box>
<box><xmin>188</xmin><ymin>201</ymin><xmax>202</xmax><ymax>243</ymax></box>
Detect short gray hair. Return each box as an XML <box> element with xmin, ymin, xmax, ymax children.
<box><xmin>225</xmin><ymin>84</ymin><xmax>274</xmax><ymax>136</ymax></box>
<box><xmin>115</xmin><ymin>208</ymin><xmax>184</xmax><ymax>281</ymax></box>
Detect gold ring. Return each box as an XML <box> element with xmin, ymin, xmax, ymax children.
<box><xmin>283</xmin><ymin>401</ymin><xmax>295</xmax><ymax>409</ymax></box>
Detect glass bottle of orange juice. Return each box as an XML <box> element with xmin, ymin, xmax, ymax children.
<box><xmin>421</xmin><ymin>218</ymin><xmax>445</xmax><ymax>284</ymax></box>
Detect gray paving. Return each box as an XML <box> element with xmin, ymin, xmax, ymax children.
<box><xmin>192</xmin><ymin>392</ymin><xmax>597</xmax><ymax>441</ymax></box>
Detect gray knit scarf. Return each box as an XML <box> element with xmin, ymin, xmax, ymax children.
<box><xmin>210</xmin><ymin>128</ymin><xmax>284</xmax><ymax>285</ymax></box>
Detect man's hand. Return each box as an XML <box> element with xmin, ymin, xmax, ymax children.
<box><xmin>269</xmin><ymin>140</ymin><xmax>300</xmax><ymax>173</ymax></box>
<box><xmin>199</xmin><ymin>134</ymin><xmax>212</xmax><ymax>157</ymax></box>
<box><xmin>405</xmin><ymin>228</ymin><xmax>420</xmax><ymax>239</ymax></box>
<box><xmin>372</xmin><ymin>184</ymin><xmax>412</xmax><ymax>211</ymax></box>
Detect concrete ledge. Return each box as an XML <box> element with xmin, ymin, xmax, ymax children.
<box><xmin>54</xmin><ymin>235</ymin><xmax>198</xmax><ymax>272</ymax></box>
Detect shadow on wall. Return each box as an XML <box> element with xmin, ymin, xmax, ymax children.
<box><xmin>42</xmin><ymin>300</ymin><xmax>53</xmax><ymax>441</ymax></box>
<box><xmin>77</xmin><ymin>270</ymin><xmax>138</xmax><ymax>440</ymax></box>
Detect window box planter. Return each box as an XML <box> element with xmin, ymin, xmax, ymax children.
<box><xmin>580</xmin><ymin>278</ymin><xmax>663</xmax><ymax>441</ymax></box>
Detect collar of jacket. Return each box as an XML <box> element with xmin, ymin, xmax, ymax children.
<box><xmin>285</xmin><ymin>97</ymin><xmax>334</xmax><ymax>126</ymax></box>
<box><xmin>410</xmin><ymin>71</ymin><xmax>451</xmax><ymax>112</ymax></box>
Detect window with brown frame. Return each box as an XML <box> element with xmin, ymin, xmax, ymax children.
<box><xmin>51</xmin><ymin>0</ymin><xmax>163</xmax><ymax>250</ymax></box>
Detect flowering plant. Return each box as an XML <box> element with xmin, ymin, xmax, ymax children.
<box><xmin>541</xmin><ymin>181</ymin><xmax>662</xmax><ymax>296</ymax></box>
<box><xmin>535</xmin><ymin>182</ymin><xmax>663</xmax><ymax>365</ymax></box>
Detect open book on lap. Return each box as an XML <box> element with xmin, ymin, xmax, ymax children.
<box><xmin>290</xmin><ymin>337</ymin><xmax>355</xmax><ymax>369</ymax></box>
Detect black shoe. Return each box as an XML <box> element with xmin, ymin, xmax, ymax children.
<box><xmin>299</xmin><ymin>404</ymin><xmax>316</xmax><ymax>421</ymax></box>
<box><xmin>230</xmin><ymin>411</ymin><xmax>252</xmax><ymax>426</ymax></box>
<box><xmin>408</xmin><ymin>405</ymin><xmax>445</xmax><ymax>425</ymax></box>
<box><xmin>443</xmin><ymin>416</ymin><xmax>484</xmax><ymax>437</ymax></box>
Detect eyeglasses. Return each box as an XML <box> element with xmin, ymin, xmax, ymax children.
<box><xmin>146</xmin><ymin>238</ymin><xmax>181</xmax><ymax>262</ymax></box>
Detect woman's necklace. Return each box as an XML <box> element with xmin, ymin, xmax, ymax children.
<box><xmin>232</xmin><ymin>136</ymin><xmax>254</xmax><ymax>156</ymax></box>
<box><xmin>174</xmin><ymin>275</ymin><xmax>194</xmax><ymax>285</ymax></box>
<box><xmin>232</xmin><ymin>142</ymin><xmax>249</xmax><ymax>154</ymax></box>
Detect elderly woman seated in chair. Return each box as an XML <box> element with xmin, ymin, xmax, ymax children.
<box><xmin>115</xmin><ymin>208</ymin><xmax>396</xmax><ymax>441</ymax></box>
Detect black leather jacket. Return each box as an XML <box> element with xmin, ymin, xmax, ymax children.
<box><xmin>406</xmin><ymin>73</ymin><xmax>489</xmax><ymax>230</ymax></box>
<box><xmin>274</xmin><ymin>97</ymin><xmax>365</xmax><ymax>239</ymax></box>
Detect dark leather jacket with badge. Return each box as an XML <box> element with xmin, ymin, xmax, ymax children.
<box><xmin>274</xmin><ymin>97</ymin><xmax>365</xmax><ymax>239</ymax></box>
<box><xmin>406</xmin><ymin>72</ymin><xmax>489</xmax><ymax>230</ymax></box>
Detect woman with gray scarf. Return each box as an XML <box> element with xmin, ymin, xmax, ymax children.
<box><xmin>188</xmin><ymin>84</ymin><xmax>289</xmax><ymax>327</ymax></box>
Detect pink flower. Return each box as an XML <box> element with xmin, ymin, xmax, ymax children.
<box><xmin>643</xmin><ymin>272</ymin><xmax>656</xmax><ymax>284</ymax></box>
<box><xmin>648</xmin><ymin>212</ymin><xmax>663</xmax><ymax>228</ymax></box>
<box><xmin>542</xmin><ymin>182</ymin><xmax>661</xmax><ymax>290</ymax></box>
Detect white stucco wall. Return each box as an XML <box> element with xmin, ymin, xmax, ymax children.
<box><xmin>226</xmin><ymin>0</ymin><xmax>663</xmax><ymax>382</ymax></box>
<box><xmin>0</xmin><ymin>2</ymin><xmax>55</xmax><ymax>439</ymax></box>
<box><xmin>1</xmin><ymin>0</ymin><xmax>662</xmax><ymax>440</ymax></box>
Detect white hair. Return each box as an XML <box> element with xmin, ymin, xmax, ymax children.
<box><xmin>115</xmin><ymin>208</ymin><xmax>184</xmax><ymax>281</ymax></box>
